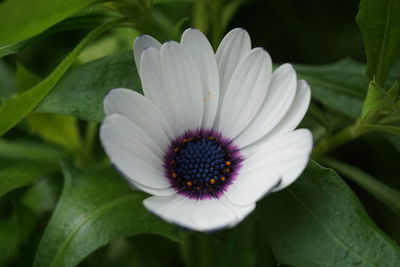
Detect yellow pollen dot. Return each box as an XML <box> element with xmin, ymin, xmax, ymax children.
<box><xmin>210</xmin><ymin>178</ymin><xmax>216</xmax><ymax>184</ymax></box>
<box><xmin>225</xmin><ymin>161</ymin><xmax>231</xmax><ymax>166</ymax></box>
<box><xmin>174</xmin><ymin>147</ymin><xmax>179</xmax><ymax>152</ymax></box>
<box><xmin>225</xmin><ymin>168</ymin><xmax>230</xmax><ymax>173</ymax></box>
<box><xmin>195</xmin><ymin>186</ymin><xmax>200</xmax><ymax>190</ymax></box>
<box><xmin>186</xmin><ymin>181</ymin><xmax>193</xmax><ymax>186</ymax></box>
<box><xmin>183</xmin><ymin>138</ymin><xmax>189</xmax><ymax>143</ymax></box>
<box><xmin>172</xmin><ymin>172</ymin><xmax>177</xmax><ymax>178</ymax></box>
<box><xmin>220</xmin><ymin>176</ymin><xmax>226</xmax><ymax>182</ymax></box>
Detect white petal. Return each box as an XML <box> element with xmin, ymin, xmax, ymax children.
<box><xmin>226</xmin><ymin>129</ymin><xmax>313</xmax><ymax>206</ymax></box>
<box><xmin>144</xmin><ymin>194</ymin><xmax>237</xmax><ymax>231</ymax></box>
<box><xmin>193</xmin><ymin>198</ymin><xmax>237</xmax><ymax>231</ymax></box>
<box><xmin>134</xmin><ymin>35</ymin><xmax>161</xmax><ymax>73</ymax></box>
<box><xmin>143</xmin><ymin>194</ymin><xmax>197</xmax><ymax>228</ymax></box>
<box><xmin>104</xmin><ymin>88</ymin><xmax>173</xmax><ymax>150</ymax></box>
<box><xmin>269</xmin><ymin>129</ymin><xmax>313</xmax><ymax>192</ymax></box>
<box><xmin>181</xmin><ymin>28</ymin><xmax>219</xmax><ymax>129</ymax></box>
<box><xmin>241</xmin><ymin>80</ymin><xmax>311</xmax><ymax>154</ymax></box>
<box><xmin>100</xmin><ymin>119</ymin><xmax>171</xmax><ymax>190</ymax></box>
<box><xmin>234</xmin><ymin>64</ymin><xmax>297</xmax><ymax>148</ymax></box>
<box><xmin>217</xmin><ymin>48</ymin><xmax>272</xmax><ymax>139</ymax></box>
<box><xmin>102</xmin><ymin>114</ymin><xmax>164</xmax><ymax>157</ymax></box>
<box><xmin>128</xmin><ymin>181</ymin><xmax>176</xmax><ymax>197</ymax></box>
<box><xmin>219</xmin><ymin>197</ymin><xmax>255</xmax><ymax>227</ymax></box>
<box><xmin>267</xmin><ymin>80</ymin><xmax>311</xmax><ymax>138</ymax></box>
<box><xmin>161</xmin><ymin>41</ymin><xmax>204</xmax><ymax>131</ymax></box>
<box><xmin>140</xmin><ymin>47</ymin><xmax>183</xmax><ymax>135</ymax></box>
<box><xmin>216</xmin><ymin>28</ymin><xmax>251</xmax><ymax>105</ymax></box>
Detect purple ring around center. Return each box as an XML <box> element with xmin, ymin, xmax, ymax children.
<box><xmin>163</xmin><ymin>129</ymin><xmax>243</xmax><ymax>200</ymax></box>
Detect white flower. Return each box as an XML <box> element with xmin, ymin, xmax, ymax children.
<box><xmin>100</xmin><ymin>28</ymin><xmax>313</xmax><ymax>232</ymax></box>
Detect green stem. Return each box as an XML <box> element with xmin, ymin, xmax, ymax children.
<box><xmin>379</xmin><ymin>114</ymin><xmax>400</xmax><ymax>125</ymax></box>
<box><xmin>192</xmin><ymin>0</ymin><xmax>209</xmax><ymax>33</ymax></box>
<box><xmin>83</xmin><ymin>122</ymin><xmax>98</xmax><ymax>160</ymax></box>
<box><xmin>210</xmin><ymin>0</ymin><xmax>222</xmax><ymax>49</ymax></box>
<box><xmin>75</xmin><ymin>122</ymin><xmax>98</xmax><ymax>166</ymax></box>
<box><xmin>312</xmin><ymin>123</ymin><xmax>365</xmax><ymax>160</ymax></box>
<box><xmin>313</xmin><ymin>115</ymin><xmax>400</xmax><ymax>159</ymax></box>
<box><xmin>180</xmin><ymin>232</ymin><xmax>213</xmax><ymax>267</ymax></box>
<box><xmin>321</xmin><ymin>157</ymin><xmax>400</xmax><ymax>219</ymax></box>
<box><xmin>308</xmin><ymin>104</ymin><xmax>331</xmax><ymax>132</ymax></box>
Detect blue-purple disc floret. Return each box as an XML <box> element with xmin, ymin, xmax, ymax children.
<box><xmin>164</xmin><ymin>129</ymin><xmax>242</xmax><ymax>200</ymax></box>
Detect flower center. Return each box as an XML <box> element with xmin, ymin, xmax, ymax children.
<box><xmin>164</xmin><ymin>131</ymin><xmax>241</xmax><ymax>199</ymax></box>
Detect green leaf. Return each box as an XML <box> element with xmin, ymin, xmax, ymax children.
<box><xmin>0</xmin><ymin>160</ymin><xmax>56</xmax><ymax>197</ymax></box>
<box><xmin>15</xmin><ymin>201</ymin><xmax>38</xmax><ymax>244</ymax></box>
<box><xmin>295</xmin><ymin>58</ymin><xmax>368</xmax><ymax>119</ymax></box>
<box><xmin>154</xmin><ymin>0</ymin><xmax>194</xmax><ymax>3</ymax></box>
<box><xmin>0</xmin><ymin>38</ymin><xmax>33</xmax><ymax>58</ymax></box>
<box><xmin>0</xmin><ymin>138</ymin><xmax>66</xmax><ymax>163</ymax></box>
<box><xmin>387</xmin><ymin>81</ymin><xmax>399</xmax><ymax>100</ymax></box>
<box><xmin>361</xmin><ymin>124</ymin><xmax>400</xmax><ymax>135</ymax></box>
<box><xmin>0</xmin><ymin>11</ymin><xmax>112</xmax><ymax>58</ymax></box>
<box><xmin>254</xmin><ymin>225</ymin><xmax>277</xmax><ymax>267</ymax></box>
<box><xmin>15</xmin><ymin>61</ymin><xmax>42</xmax><ymax>94</ymax></box>
<box><xmin>16</xmin><ymin>63</ymin><xmax>83</xmax><ymax>151</ymax></box>
<box><xmin>361</xmin><ymin>80</ymin><xmax>397</xmax><ymax>120</ymax></box>
<box><xmin>28</xmin><ymin>114</ymin><xmax>83</xmax><ymax>151</ymax></box>
<box><xmin>37</xmin><ymin>50</ymin><xmax>141</xmax><ymax>122</ymax></box>
<box><xmin>387</xmin><ymin>59</ymin><xmax>400</xmax><ymax>87</ymax></box>
<box><xmin>101</xmin><ymin>235</ymin><xmax>181</xmax><ymax>267</ymax></box>
<box><xmin>33</xmin><ymin>163</ymin><xmax>179</xmax><ymax>267</ymax></box>
<box><xmin>321</xmin><ymin>158</ymin><xmax>400</xmax><ymax>219</ymax></box>
<box><xmin>0</xmin><ymin>0</ymin><xmax>101</xmax><ymax>45</ymax></box>
<box><xmin>77</xmin><ymin>27</ymin><xmax>138</xmax><ymax>64</ymax></box>
<box><xmin>0</xmin><ymin>20</ymin><xmax>118</xmax><ymax>137</ymax></box>
<box><xmin>181</xmin><ymin>219</ymin><xmax>258</xmax><ymax>267</ymax></box>
<box><xmin>0</xmin><ymin>199</ymin><xmax>42</xmax><ymax>265</ymax></box>
<box><xmin>385</xmin><ymin>133</ymin><xmax>400</xmax><ymax>153</ymax></box>
<box><xmin>20</xmin><ymin>179</ymin><xmax>58</xmax><ymax>215</ymax></box>
<box><xmin>221</xmin><ymin>0</ymin><xmax>248</xmax><ymax>32</ymax></box>
<box><xmin>0</xmin><ymin>60</ymin><xmax>16</xmax><ymax>100</ymax></box>
<box><xmin>258</xmin><ymin>160</ymin><xmax>400</xmax><ymax>266</ymax></box>
<box><xmin>307</xmin><ymin>103</ymin><xmax>332</xmax><ymax>133</ymax></box>
<box><xmin>134</xmin><ymin>0</ymin><xmax>153</xmax><ymax>12</ymax></box>
<box><xmin>0</xmin><ymin>207</ymin><xmax>19</xmax><ymax>265</ymax></box>
<box><xmin>356</xmin><ymin>0</ymin><xmax>400</xmax><ymax>86</ymax></box>
<box><xmin>219</xmin><ymin>220</ymin><xmax>258</xmax><ymax>267</ymax></box>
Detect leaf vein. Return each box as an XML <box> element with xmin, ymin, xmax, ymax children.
<box><xmin>297</xmin><ymin>74</ymin><xmax>365</xmax><ymax>98</ymax></box>
<box><xmin>287</xmin><ymin>188</ymin><xmax>375</xmax><ymax>266</ymax></box>
<box><xmin>376</xmin><ymin>0</ymin><xmax>392</xmax><ymax>83</ymax></box>
<box><xmin>49</xmin><ymin>194</ymin><xmax>138</xmax><ymax>267</ymax></box>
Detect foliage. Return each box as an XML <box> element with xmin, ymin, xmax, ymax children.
<box><xmin>33</xmin><ymin>163</ymin><xmax>179</xmax><ymax>267</ymax></box>
<box><xmin>356</xmin><ymin>0</ymin><xmax>400</xmax><ymax>86</ymax></box>
<box><xmin>0</xmin><ymin>0</ymin><xmax>399</xmax><ymax>266</ymax></box>
<box><xmin>259</xmin><ymin>161</ymin><xmax>400</xmax><ymax>266</ymax></box>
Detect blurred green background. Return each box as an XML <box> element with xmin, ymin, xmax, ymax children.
<box><xmin>6</xmin><ymin>0</ymin><xmax>364</xmax><ymax>75</ymax></box>
<box><xmin>232</xmin><ymin>0</ymin><xmax>364</xmax><ymax>64</ymax></box>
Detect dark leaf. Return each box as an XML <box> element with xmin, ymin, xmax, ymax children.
<box><xmin>0</xmin><ymin>20</ymin><xmax>118</xmax><ymax>136</ymax></box>
<box><xmin>37</xmin><ymin>50</ymin><xmax>141</xmax><ymax>122</ymax></box>
<box><xmin>295</xmin><ymin>58</ymin><xmax>368</xmax><ymax>119</ymax></box>
<box><xmin>356</xmin><ymin>0</ymin><xmax>400</xmax><ymax>86</ymax></box>
<box><xmin>33</xmin><ymin>163</ymin><xmax>179</xmax><ymax>267</ymax></box>
<box><xmin>0</xmin><ymin>159</ymin><xmax>56</xmax><ymax>197</ymax></box>
<box><xmin>258</xmin><ymin>160</ymin><xmax>400</xmax><ymax>266</ymax></box>
<box><xmin>0</xmin><ymin>0</ymin><xmax>101</xmax><ymax>45</ymax></box>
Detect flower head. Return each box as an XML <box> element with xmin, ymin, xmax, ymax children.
<box><xmin>100</xmin><ymin>28</ymin><xmax>313</xmax><ymax>231</ymax></box>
